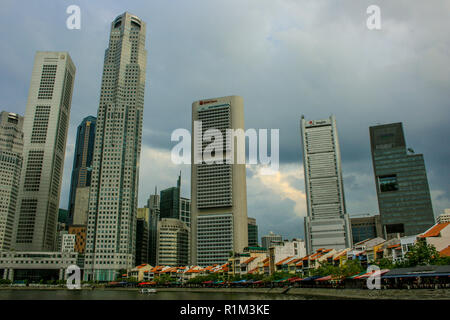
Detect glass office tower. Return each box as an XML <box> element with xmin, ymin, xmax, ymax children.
<box><xmin>370</xmin><ymin>122</ymin><xmax>435</xmax><ymax>238</ymax></box>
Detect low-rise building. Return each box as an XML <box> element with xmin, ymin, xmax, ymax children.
<box><xmin>0</xmin><ymin>251</ymin><xmax>78</xmax><ymax>282</ymax></box>
<box><xmin>128</xmin><ymin>263</ymin><xmax>153</xmax><ymax>282</ymax></box>
<box><xmin>61</xmin><ymin>234</ymin><xmax>76</xmax><ymax>253</ymax></box>
<box><xmin>418</xmin><ymin>222</ymin><xmax>450</xmax><ymax>252</ymax></box>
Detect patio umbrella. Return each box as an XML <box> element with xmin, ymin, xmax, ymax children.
<box><xmin>354</xmin><ymin>269</ymin><xmax>390</xmax><ymax>279</ymax></box>
<box><xmin>316</xmin><ymin>275</ymin><xmax>332</xmax><ymax>281</ymax></box>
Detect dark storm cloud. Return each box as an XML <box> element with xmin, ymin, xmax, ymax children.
<box><xmin>1</xmin><ymin>0</ymin><xmax>449</xmax><ymax>239</ymax></box>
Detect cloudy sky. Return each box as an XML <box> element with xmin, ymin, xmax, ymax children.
<box><xmin>1</xmin><ymin>0</ymin><xmax>449</xmax><ymax>241</ymax></box>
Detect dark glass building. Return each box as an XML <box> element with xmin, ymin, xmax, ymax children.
<box><xmin>67</xmin><ymin>116</ymin><xmax>96</xmax><ymax>224</ymax></box>
<box><xmin>350</xmin><ymin>214</ymin><xmax>383</xmax><ymax>244</ymax></box>
<box><xmin>147</xmin><ymin>192</ymin><xmax>160</xmax><ymax>266</ymax></box>
<box><xmin>160</xmin><ymin>175</ymin><xmax>181</xmax><ymax>220</ymax></box>
<box><xmin>369</xmin><ymin>122</ymin><xmax>435</xmax><ymax>238</ymax></box>
<box><xmin>248</xmin><ymin>217</ymin><xmax>258</xmax><ymax>247</ymax></box>
<box><xmin>135</xmin><ymin>214</ymin><xmax>149</xmax><ymax>265</ymax></box>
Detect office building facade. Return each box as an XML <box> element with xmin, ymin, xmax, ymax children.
<box><xmin>147</xmin><ymin>193</ymin><xmax>160</xmax><ymax>266</ymax></box>
<box><xmin>261</xmin><ymin>231</ymin><xmax>282</xmax><ymax>249</ymax></box>
<box><xmin>191</xmin><ymin>96</ymin><xmax>248</xmax><ymax>266</ymax></box>
<box><xmin>350</xmin><ymin>214</ymin><xmax>383</xmax><ymax>244</ymax></box>
<box><xmin>156</xmin><ymin>218</ymin><xmax>189</xmax><ymax>267</ymax></box>
<box><xmin>67</xmin><ymin>116</ymin><xmax>96</xmax><ymax>224</ymax></box>
<box><xmin>248</xmin><ymin>217</ymin><xmax>258</xmax><ymax>247</ymax></box>
<box><xmin>437</xmin><ymin>210</ymin><xmax>450</xmax><ymax>224</ymax></box>
<box><xmin>84</xmin><ymin>13</ymin><xmax>147</xmax><ymax>281</ymax></box>
<box><xmin>300</xmin><ymin>115</ymin><xmax>352</xmax><ymax>254</ymax></box>
<box><xmin>370</xmin><ymin>123</ymin><xmax>435</xmax><ymax>238</ymax></box>
<box><xmin>68</xmin><ymin>225</ymin><xmax>87</xmax><ymax>254</ymax></box>
<box><xmin>160</xmin><ymin>175</ymin><xmax>181</xmax><ymax>220</ymax></box>
<box><xmin>135</xmin><ymin>208</ymin><xmax>149</xmax><ymax>265</ymax></box>
<box><xmin>0</xmin><ymin>112</ymin><xmax>24</xmax><ymax>251</ymax></box>
<box><xmin>180</xmin><ymin>197</ymin><xmax>191</xmax><ymax>228</ymax></box>
<box><xmin>13</xmin><ymin>51</ymin><xmax>76</xmax><ymax>252</ymax></box>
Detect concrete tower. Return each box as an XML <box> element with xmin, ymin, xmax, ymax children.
<box><xmin>191</xmin><ymin>95</ymin><xmax>248</xmax><ymax>266</ymax></box>
<box><xmin>84</xmin><ymin>13</ymin><xmax>147</xmax><ymax>281</ymax></box>
<box><xmin>0</xmin><ymin>112</ymin><xmax>24</xmax><ymax>250</ymax></box>
<box><xmin>301</xmin><ymin>115</ymin><xmax>352</xmax><ymax>254</ymax></box>
<box><xmin>13</xmin><ymin>52</ymin><xmax>75</xmax><ymax>251</ymax></box>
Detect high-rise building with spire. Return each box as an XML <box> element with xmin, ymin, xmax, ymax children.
<box><xmin>84</xmin><ymin>13</ymin><xmax>147</xmax><ymax>281</ymax></box>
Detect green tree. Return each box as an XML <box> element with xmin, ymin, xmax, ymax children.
<box><xmin>404</xmin><ymin>240</ymin><xmax>440</xmax><ymax>266</ymax></box>
<box><xmin>310</xmin><ymin>262</ymin><xmax>339</xmax><ymax>277</ymax></box>
<box><xmin>372</xmin><ymin>258</ymin><xmax>394</xmax><ymax>269</ymax></box>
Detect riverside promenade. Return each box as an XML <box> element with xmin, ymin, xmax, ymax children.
<box><xmin>155</xmin><ymin>286</ymin><xmax>450</xmax><ymax>300</ymax></box>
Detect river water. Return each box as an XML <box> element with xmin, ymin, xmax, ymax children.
<box><xmin>0</xmin><ymin>289</ymin><xmax>326</xmax><ymax>300</ymax></box>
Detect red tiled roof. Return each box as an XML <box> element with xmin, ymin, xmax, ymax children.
<box><xmin>387</xmin><ymin>244</ymin><xmax>401</xmax><ymax>249</ymax></box>
<box><xmin>242</xmin><ymin>257</ymin><xmax>257</xmax><ymax>265</ymax></box>
<box><xmin>310</xmin><ymin>252</ymin><xmax>322</xmax><ymax>260</ymax></box>
<box><xmin>420</xmin><ymin>222</ymin><xmax>450</xmax><ymax>238</ymax></box>
<box><xmin>289</xmin><ymin>258</ymin><xmax>301</xmax><ymax>265</ymax></box>
<box><xmin>334</xmin><ymin>252</ymin><xmax>346</xmax><ymax>261</ymax></box>
<box><xmin>440</xmin><ymin>246</ymin><xmax>450</xmax><ymax>257</ymax></box>
<box><xmin>248</xmin><ymin>267</ymin><xmax>258</xmax><ymax>274</ymax></box>
<box><xmin>186</xmin><ymin>267</ymin><xmax>200</xmax><ymax>273</ymax></box>
<box><xmin>295</xmin><ymin>261</ymin><xmax>303</xmax><ymax>267</ymax></box>
<box><xmin>276</xmin><ymin>256</ymin><xmax>293</xmax><ymax>266</ymax></box>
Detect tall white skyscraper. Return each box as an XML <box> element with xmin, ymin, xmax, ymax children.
<box><xmin>300</xmin><ymin>115</ymin><xmax>352</xmax><ymax>254</ymax></box>
<box><xmin>0</xmin><ymin>112</ymin><xmax>24</xmax><ymax>251</ymax></box>
<box><xmin>84</xmin><ymin>13</ymin><xmax>147</xmax><ymax>282</ymax></box>
<box><xmin>13</xmin><ymin>52</ymin><xmax>75</xmax><ymax>251</ymax></box>
<box><xmin>191</xmin><ymin>95</ymin><xmax>248</xmax><ymax>266</ymax></box>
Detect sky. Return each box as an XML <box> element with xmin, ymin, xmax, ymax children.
<box><xmin>1</xmin><ymin>0</ymin><xmax>449</xmax><ymax>242</ymax></box>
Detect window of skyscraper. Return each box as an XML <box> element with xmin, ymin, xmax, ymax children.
<box><xmin>378</xmin><ymin>175</ymin><xmax>399</xmax><ymax>192</ymax></box>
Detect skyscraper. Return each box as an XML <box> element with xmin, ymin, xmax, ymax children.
<box><xmin>67</xmin><ymin>116</ymin><xmax>96</xmax><ymax>224</ymax></box>
<box><xmin>13</xmin><ymin>51</ymin><xmax>75</xmax><ymax>252</ymax></box>
<box><xmin>147</xmin><ymin>192</ymin><xmax>160</xmax><ymax>266</ymax></box>
<box><xmin>369</xmin><ymin>122</ymin><xmax>435</xmax><ymax>238</ymax></box>
<box><xmin>84</xmin><ymin>13</ymin><xmax>147</xmax><ymax>281</ymax></box>
<box><xmin>0</xmin><ymin>112</ymin><xmax>24</xmax><ymax>251</ymax></box>
<box><xmin>191</xmin><ymin>95</ymin><xmax>248</xmax><ymax>266</ymax></box>
<box><xmin>300</xmin><ymin>115</ymin><xmax>352</xmax><ymax>254</ymax></box>
<box><xmin>156</xmin><ymin>218</ymin><xmax>189</xmax><ymax>266</ymax></box>
<box><xmin>247</xmin><ymin>217</ymin><xmax>259</xmax><ymax>247</ymax></box>
<box><xmin>135</xmin><ymin>208</ymin><xmax>149</xmax><ymax>265</ymax></box>
<box><xmin>160</xmin><ymin>175</ymin><xmax>181</xmax><ymax>220</ymax></box>
<box><xmin>160</xmin><ymin>174</ymin><xmax>191</xmax><ymax>227</ymax></box>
